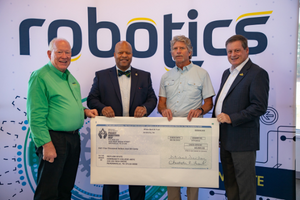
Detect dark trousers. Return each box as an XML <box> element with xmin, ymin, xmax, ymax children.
<box><xmin>34</xmin><ymin>130</ymin><xmax>81</xmax><ymax>200</ymax></box>
<box><xmin>103</xmin><ymin>185</ymin><xmax>145</xmax><ymax>200</ymax></box>
<box><xmin>220</xmin><ymin>145</ymin><xmax>256</xmax><ymax>200</ymax></box>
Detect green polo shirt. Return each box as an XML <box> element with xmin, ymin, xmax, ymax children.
<box><xmin>27</xmin><ymin>62</ymin><xmax>85</xmax><ymax>147</ymax></box>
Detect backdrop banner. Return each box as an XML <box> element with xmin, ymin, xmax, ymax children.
<box><xmin>0</xmin><ymin>0</ymin><xmax>298</xmax><ymax>199</ymax></box>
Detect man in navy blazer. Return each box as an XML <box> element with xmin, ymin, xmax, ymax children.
<box><xmin>213</xmin><ymin>35</ymin><xmax>269</xmax><ymax>200</ymax></box>
<box><xmin>87</xmin><ymin>41</ymin><xmax>157</xmax><ymax>200</ymax></box>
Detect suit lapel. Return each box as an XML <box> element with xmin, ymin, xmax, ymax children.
<box><xmin>225</xmin><ymin>59</ymin><xmax>252</xmax><ymax>98</ymax></box>
<box><xmin>108</xmin><ymin>66</ymin><xmax>122</xmax><ymax>103</ymax></box>
<box><xmin>221</xmin><ymin>70</ymin><xmax>230</xmax><ymax>89</ymax></box>
<box><xmin>215</xmin><ymin>69</ymin><xmax>230</xmax><ymax>103</ymax></box>
<box><xmin>130</xmin><ymin>67</ymin><xmax>139</xmax><ymax>108</ymax></box>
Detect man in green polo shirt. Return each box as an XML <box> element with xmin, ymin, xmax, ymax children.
<box><xmin>27</xmin><ymin>38</ymin><xmax>98</xmax><ymax>200</ymax></box>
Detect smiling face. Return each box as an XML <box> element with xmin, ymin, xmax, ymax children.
<box><xmin>171</xmin><ymin>41</ymin><xmax>192</xmax><ymax>69</ymax></box>
<box><xmin>114</xmin><ymin>41</ymin><xmax>132</xmax><ymax>71</ymax></box>
<box><xmin>226</xmin><ymin>40</ymin><xmax>249</xmax><ymax>68</ymax></box>
<box><xmin>47</xmin><ymin>39</ymin><xmax>71</xmax><ymax>73</ymax></box>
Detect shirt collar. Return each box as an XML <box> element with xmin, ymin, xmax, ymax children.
<box><xmin>230</xmin><ymin>57</ymin><xmax>249</xmax><ymax>73</ymax></box>
<box><xmin>116</xmin><ymin>66</ymin><xmax>131</xmax><ymax>72</ymax></box>
<box><xmin>176</xmin><ymin>62</ymin><xmax>193</xmax><ymax>72</ymax></box>
<box><xmin>48</xmin><ymin>61</ymin><xmax>69</xmax><ymax>79</ymax></box>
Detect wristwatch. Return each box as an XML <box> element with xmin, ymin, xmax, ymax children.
<box><xmin>198</xmin><ymin>107</ymin><xmax>204</xmax><ymax>115</ymax></box>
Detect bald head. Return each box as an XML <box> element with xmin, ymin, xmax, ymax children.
<box><xmin>115</xmin><ymin>41</ymin><xmax>132</xmax><ymax>52</ymax></box>
<box><xmin>48</xmin><ymin>38</ymin><xmax>71</xmax><ymax>52</ymax></box>
<box><xmin>114</xmin><ymin>41</ymin><xmax>133</xmax><ymax>71</ymax></box>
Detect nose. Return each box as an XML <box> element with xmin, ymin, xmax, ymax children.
<box><xmin>61</xmin><ymin>52</ymin><xmax>69</xmax><ymax>58</ymax></box>
<box><xmin>121</xmin><ymin>52</ymin><xmax>128</xmax><ymax>57</ymax></box>
<box><xmin>176</xmin><ymin>49</ymin><xmax>181</xmax><ymax>54</ymax></box>
<box><xmin>231</xmin><ymin>51</ymin><xmax>237</xmax><ymax>57</ymax></box>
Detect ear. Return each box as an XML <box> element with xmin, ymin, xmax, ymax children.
<box><xmin>47</xmin><ymin>50</ymin><xmax>52</xmax><ymax>60</ymax></box>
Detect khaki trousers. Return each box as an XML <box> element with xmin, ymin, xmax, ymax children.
<box><xmin>167</xmin><ymin>187</ymin><xmax>199</xmax><ymax>200</ymax></box>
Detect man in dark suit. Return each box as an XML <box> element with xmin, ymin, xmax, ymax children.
<box><xmin>213</xmin><ymin>35</ymin><xmax>269</xmax><ymax>200</ymax></box>
<box><xmin>87</xmin><ymin>41</ymin><xmax>157</xmax><ymax>200</ymax></box>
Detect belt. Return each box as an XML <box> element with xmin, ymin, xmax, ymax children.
<box><xmin>65</xmin><ymin>130</ymin><xmax>79</xmax><ymax>134</ymax></box>
<box><xmin>49</xmin><ymin>130</ymin><xmax>79</xmax><ymax>134</ymax></box>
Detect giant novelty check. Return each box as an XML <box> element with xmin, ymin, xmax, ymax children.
<box><xmin>90</xmin><ymin>117</ymin><xmax>219</xmax><ymax>187</ymax></box>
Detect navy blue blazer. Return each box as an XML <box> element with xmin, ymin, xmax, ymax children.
<box><xmin>212</xmin><ymin>59</ymin><xmax>269</xmax><ymax>151</ymax></box>
<box><xmin>87</xmin><ymin>66</ymin><xmax>157</xmax><ymax>117</ymax></box>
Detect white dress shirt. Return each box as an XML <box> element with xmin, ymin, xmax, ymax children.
<box><xmin>214</xmin><ymin>57</ymin><xmax>249</xmax><ymax>117</ymax></box>
<box><xmin>116</xmin><ymin>66</ymin><xmax>131</xmax><ymax>117</ymax></box>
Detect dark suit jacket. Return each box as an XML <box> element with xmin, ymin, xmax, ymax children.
<box><xmin>213</xmin><ymin>59</ymin><xmax>269</xmax><ymax>152</ymax></box>
<box><xmin>87</xmin><ymin>66</ymin><xmax>157</xmax><ymax>116</ymax></box>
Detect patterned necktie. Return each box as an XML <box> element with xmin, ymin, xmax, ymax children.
<box><xmin>118</xmin><ymin>69</ymin><xmax>131</xmax><ymax>77</ymax></box>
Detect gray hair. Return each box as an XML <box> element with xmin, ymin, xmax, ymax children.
<box><xmin>48</xmin><ymin>38</ymin><xmax>70</xmax><ymax>51</ymax></box>
<box><xmin>170</xmin><ymin>35</ymin><xmax>193</xmax><ymax>58</ymax></box>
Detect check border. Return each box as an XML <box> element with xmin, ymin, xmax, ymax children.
<box><xmin>90</xmin><ymin>116</ymin><xmax>219</xmax><ymax>188</ymax></box>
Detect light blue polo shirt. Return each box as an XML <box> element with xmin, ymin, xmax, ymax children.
<box><xmin>159</xmin><ymin>62</ymin><xmax>215</xmax><ymax>117</ymax></box>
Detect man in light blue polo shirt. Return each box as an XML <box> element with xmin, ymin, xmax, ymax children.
<box><xmin>158</xmin><ymin>35</ymin><xmax>215</xmax><ymax>200</ymax></box>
